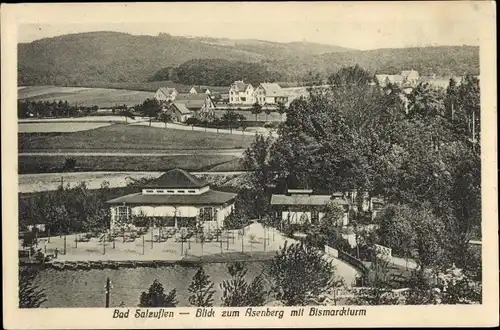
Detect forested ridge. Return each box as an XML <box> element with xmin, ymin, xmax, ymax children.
<box><xmin>19</xmin><ymin>32</ymin><xmax>479</xmax><ymax>87</ymax></box>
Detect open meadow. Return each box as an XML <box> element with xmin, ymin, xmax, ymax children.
<box><xmin>18</xmin><ymin>124</ymin><xmax>255</xmax><ymax>152</ymax></box>
<box><xmin>18</xmin><ymin>124</ymin><xmax>252</xmax><ymax>174</ymax></box>
<box><xmin>18</xmin><ymin>86</ymin><xmax>154</xmax><ymax>108</ymax></box>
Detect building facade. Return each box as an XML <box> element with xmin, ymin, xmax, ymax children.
<box><xmin>270</xmin><ymin>189</ymin><xmax>351</xmax><ymax>227</ymax></box>
<box><xmin>106</xmin><ymin>169</ymin><xmax>237</xmax><ymax>232</ymax></box>
<box><xmin>254</xmin><ymin>83</ymin><xmax>288</xmax><ymax>105</ymax></box>
<box><xmin>154</xmin><ymin>87</ymin><xmax>178</xmax><ymax>102</ymax></box>
<box><xmin>228</xmin><ymin>80</ymin><xmax>255</xmax><ymax>105</ymax></box>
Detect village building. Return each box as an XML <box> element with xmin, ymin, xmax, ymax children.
<box><xmin>168</xmin><ymin>103</ymin><xmax>193</xmax><ymax>123</ymax></box>
<box><xmin>188</xmin><ymin>86</ymin><xmax>211</xmax><ymax>95</ymax></box>
<box><xmin>375</xmin><ymin>74</ymin><xmax>404</xmax><ymax>87</ymax></box>
<box><xmin>270</xmin><ymin>189</ymin><xmax>351</xmax><ymax>227</ymax></box>
<box><xmin>228</xmin><ymin>80</ymin><xmax>255</xmax><ymax>105</ymax></box>
<box><xmin>106</xmin><ymin>168</ymin><xmax>237</xmax><ymax>231</ymax></box>
<box><xmin>254</xmin><ymin>83</ymin><xmax>289</xmax><ymax>105</ymax></box>
<box><xmin>401</xmin><ymin>70</ymin><xmax>420</xmax><ymax>85</ymax></box>
<box><xmin>154</xmin><ymin>87</ymin><xmax>178</xmax><ymax>102</ymax></box>
<box><xmin>163</xmin><ymin>94</ymin><xmax>216</xmax><ymax>123</ymax></box>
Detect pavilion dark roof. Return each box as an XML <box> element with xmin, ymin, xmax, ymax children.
<box><xmin>141</xmin><ymin>168</ymin><xmax>208</xmax><ymax>189</ymax></box>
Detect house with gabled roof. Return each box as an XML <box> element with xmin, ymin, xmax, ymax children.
<box><xmin>161</xmin><ymin>94</ymin><xmax>216</xmax><ymax>123</ymax></box>
<box><xmin>169</xmin><ymin>103</ymin><xmax>193</xmax><ymax>123</ymax></box>
<box><xmin>254</xmin><ymin>82</ymin><xmax>288</xmax><ymax>105</ymax></box>
<box><xmin>106</xmin><ymin>168</ymin><xmax>237</xmax><ymax>231</ymax></box>
<box><xmin>154</xmin><ymin>87</ymin><xmax>178</xmax><ymax>102</ymax></box>
<box><xmin>228</xmin><ymin>80</ymin><xmax>255</xmax><ymax>105</ymax></box>
<box><xmin>401</xmin><ymin>70</ymin><xmax>420</xmax><ymax>85</ymax></box>
<box><xmin>189</xmin><ymin>86</ymin><xmax>211</xmax><ymax>95</ymax></box>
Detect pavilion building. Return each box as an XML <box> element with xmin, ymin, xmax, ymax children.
<box><xmin>106</xmin><ymin>168</ymin><xmax>237</xmax><ymax>231</ymax></box>
<box><xmin>270</xmin><ymin>189</ymin><xmax>351</xmax><ymax>227</ymax></box>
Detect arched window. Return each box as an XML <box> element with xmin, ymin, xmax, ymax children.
<box><xmin>199</xmin><ymin>207</ymin><xmax>214</xmax><ymax>222</ymax></box>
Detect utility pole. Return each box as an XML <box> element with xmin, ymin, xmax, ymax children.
<box><xmin>63</xmin><ymin>235</ymin><xmax>67</xmax><ymax>255</ymax></box>
<box><xmin>472</xmin><ymin>111</ymin><xmax>476</xmax><ymax>152</ymax></box>
<box><xmin>105</xmin><ymin>278</ymin><xmax>111</xmax><ymax>308</ymax></box>
<box><xmin>150</xmin><ymin>219</ymin><xmax>154</xmax><ymax>249</ymax></box>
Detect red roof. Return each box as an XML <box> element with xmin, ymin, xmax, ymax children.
<box><xmin>142</xmin><ymin>168</ymin><xmax>207</xmax><ymax>189</ymax></box>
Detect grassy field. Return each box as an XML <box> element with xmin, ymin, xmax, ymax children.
<box><xmin>18</xmin><ymin>122</ymin><xmax>113</xmax><ymax>133</ymax></box>
<box><xmin>18</xmin><ymin>154</ymin><xmax>243</xmax><ymax>174</ymax></box>
<box><xmin>18</xmin><ymin>86</ymin><xmax>154</xmax><ymax>108</ymax></box>
<box><xmin>19</xmin><ymin>124</ymin><xmax>255</xmax><ymax>152</ymax></box>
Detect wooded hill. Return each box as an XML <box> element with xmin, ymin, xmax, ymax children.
<box><xmin>18</xmin><ymin>31</ymin><xmax>479</xmax><ymax>87</ymax></box>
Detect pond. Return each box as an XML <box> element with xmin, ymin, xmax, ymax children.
<box><xmin>32</xmin><ymin>262</ymin><xmax>270</xmax><ymax>308</ymax></box>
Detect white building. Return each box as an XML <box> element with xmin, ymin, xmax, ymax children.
<box><xmin>270</xmin><ymin>189</ymin><xmax>351</xmax><ymax>227</ymax></box>
<box><xmin>228</xmin><ymin>80</ymin><xmax>255</xmax><ymax>105</ymax></box>
<box><xmin>401</xmin><ymin>70</ymin><xmax>420</xmax><ymax>85</ymax></box>
<box><xmin>254</xmin><ymin>83</ymin><xmax>288</xmax><ymax>105</ymax></box>
<box><xmin>154</xmin><ymin>87</ymin><xmax>178</xmax><ymax>102</ymax></box>
<box><xmin>106</xmin><ymin>168</ymin><xmax>237</xmax><ymax>231</ymax></box>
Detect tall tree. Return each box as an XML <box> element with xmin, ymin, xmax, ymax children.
<box><xmin>220</xmin><ymin>262</ymin><xmax>266</xmax><ymax>307</ymax></box>
<box><xmin>276</xmin><ymin>101</ymin><xmax>287</xmax><ymax>122</ymax></box>
<box><xmin>188</xmin><ymin>267</ymin><xmax>216</xmax><ymax>307</ymax></box>
<box><xmin>251</xmin><ymin>102</ymin><xmax>262</xmax><ymax>121</ymax></box>
<box><xmin>139</xmin><ymin>280</ymin><xmax>177</xmax><ymax>307</ymax></box>
<box><xmin>269</xmin><ymin>242</ymin><xmax>338</xmax><ymax>306</ymax></box>
<box><xmin>138</xmin><ymin>98</ymin><xmax>162</xmax><ymax>126</ymax></box>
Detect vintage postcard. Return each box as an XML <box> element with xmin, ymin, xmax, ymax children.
<box><xmin>2</xmin><ymin>1</ymin><xmax>498</xmax><ymax>329</ymax></box>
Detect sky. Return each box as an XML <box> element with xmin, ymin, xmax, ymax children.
<box><xmin>16</xmin><ymin>2</ymin><xmax>485</xmax><ymax>50</ymax></box>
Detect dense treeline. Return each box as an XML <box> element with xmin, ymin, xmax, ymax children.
<box><xmin>18</xmin><ymin>100</ymin><xmax>99</xmax><ymax>118</ymax></box>
<box><xmin>150</xmin><ymin>59</ymin><xmax>284</xmax><ymax>86</ymax></box>
<box><xmin>244</xmin><ymin>66</ymin><xmax>481</xmax><ymax>277</ymax></box>
<box><xmin>18</xmin><ymin>31</ymin><xmax>479</xmax><ymax>86</ymax></box>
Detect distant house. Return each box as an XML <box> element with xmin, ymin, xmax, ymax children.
<box><xmin>375</xmin><ymin>74</ymin><xmax>404</xmax><ymax>87</ymax></box>
<box><xmin>175</xmin><ymin>94</ymin><xmax>215</xmax><ymax>111</ymax></box>
<box><xmin>106</xmin><ymin>168</ymin><xmax>237</xmax><ymax>231</ymax></box>
<box><xmin>270</xmin><ymin>189</ymin><xmax>351</xmax><ymax>227</ymax></box>
<box><xmin>401</xmin><ymin>70</ymin><xmax>420</xmax><ymax>85</ymax></box>
<box><xmin>376</xmin><ymin>70</ymin><xmax>419</xmax><ymax>88</ymax></box>
<box><xmin>154</xmin><ymin>87</ymin><xmax>178</xmax><ymax>102</ymax></box>
<box><xmin>228</xmin><ymin>80</ymin><xmax>255</xmax><ymax>105</ymax></box>
<box><xmin>254</xmin><ymin>83</ymin><xmax>288</xmax><ymax>105</ymax></box>
<box><xmin>188</xmin><ymin>86</ymin><xmax>211</xmax><ymax>95</ymax></box>
<box><xmin>166</xmin><ymin>94</ymin><xmax>216</xmax><ymax>122</ymax></box>
<box><xmin>168</xmin><ymin>103</ymin><xmax>193</xmax><ymax>123</ymax></box>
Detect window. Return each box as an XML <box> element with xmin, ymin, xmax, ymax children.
<box><xmin>177</xmin><ymin>190</ymin><xmax>185</xmax><ymax>194</ymax></box>
<box><xmin>188</xmin><ymin>190</ymin><xmax>196</xmax><ymax>193</ymax></box>
<box><xmin>199</xmin><ymin>207</ymin><xmax>214</xmax><ymax>222</ymax></box>
<box><xmin>117</xmin><ymin>206</ymin><xmax>130</xmax><ymax>221</ymax></box>
<box><xmin>167</xmin><ymin>190</ymin><xmax>175</xmax><ymax>193</ymax></box>
<box><xmin>145</xmin><ymin>189</ymin><xmax>154</xmax><ymax>193</ymax></box>
<box><xmin>311</xmin><ymin>209</ymin><xmax>319</xmax><ymax>224</ymax></box>
<box><xmin>156</xmin><ymin>190</ymin><xmax>164</xmax><ymax>193</ymax></box>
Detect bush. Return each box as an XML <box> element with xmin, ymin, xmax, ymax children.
<box><xmin>63</xmin><ymin>157</ymin><xmax>77</xmax><ymax>170</ymax></box>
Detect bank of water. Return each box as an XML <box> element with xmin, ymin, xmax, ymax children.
<box><xmin>33</xmin><ymin>261</ymin><xmax>269</xmax><ymax>308</ymax></box>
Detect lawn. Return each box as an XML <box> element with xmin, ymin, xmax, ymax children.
<box><xmin>18</xmin><ymin>122</ymin><xmax>113</xmax><ymax>133</ymax></box>
<box><xmin>19</xmin><ymin>124</ymin><xmax>256</xmax><ymax>152</ymax></box>
<box><xmin>18</xmin><ymin>154</ymin><xmax>243</xmax><ymax>174</ymax></box>
<box><xmin>18</xmin><ymin>86</ymin><xmax>154</xmax><ymax>108</ymax></box>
